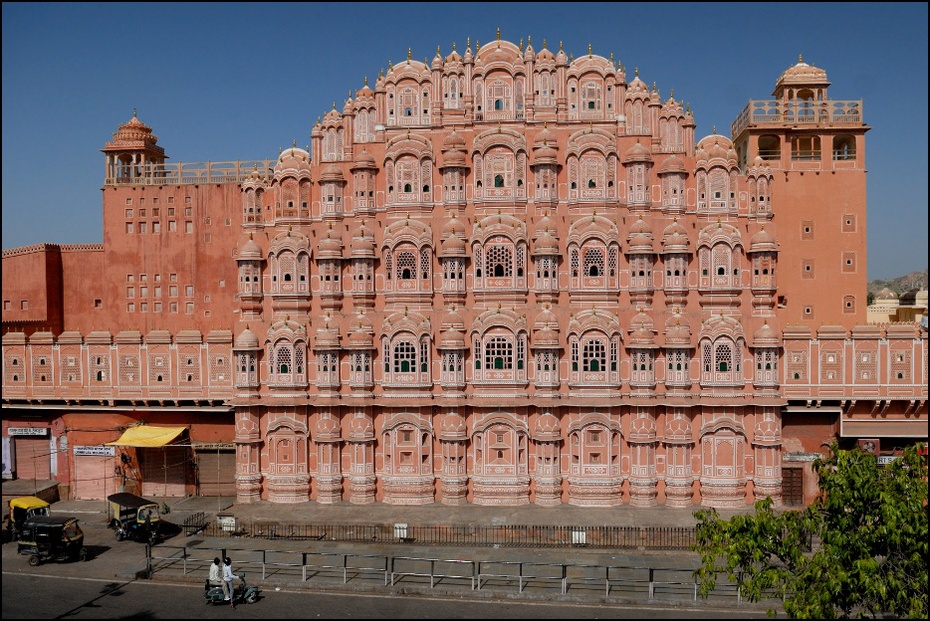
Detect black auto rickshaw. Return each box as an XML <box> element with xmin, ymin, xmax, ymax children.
<box><xmin>17</xmin><ymin>515</ymin><xmax>87</xmax><ymax>566</ymax></box>
<box><xmin>107</xmin><ymin>492</ymin><xmax>161</xmax><ymax>545</ymax></box>
<box><xmin>4</xmin><ymin>496</ymin><xmax>51</xmax><ymax>543</ymax></box>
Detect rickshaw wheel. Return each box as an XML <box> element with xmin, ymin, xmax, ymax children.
<box><xmin>79</xmin><ymin>548</ymin><xmax>88</xmax><ymax>562</ymax></box>
<box><xmin>115</xmin><ymin>530</ymin><xmax>125</xmax><ymax>541</ymax></box>
<box><xmin>28</xmin><ymin>555</ymin><xmax>41</xmax><ymax>567</ymax></box>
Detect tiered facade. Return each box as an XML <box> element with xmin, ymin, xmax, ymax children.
<box><xmin>3</xmin><ymin>39</ymin><xmax>927</xmax><ymax>508</ymax></box>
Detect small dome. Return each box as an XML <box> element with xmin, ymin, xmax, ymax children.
<box><xmin>532</xmin><ymin>230</ymin><xmax>560</xmax><ymax>255</ymax></box>
<box><xmin>753</xmin><ymin>321</ymin><xmax>779</xmax><ymax>347</ymax></box>
<box><xmin>623</xmin><ymin>142</ymin><xmax>652</xmax><ymax>163</ymax></box>
<box><xmin>441</xmin><ymin>148</ymin><xmax>466</xmax><ymax>168</ymax></box>
<box><xmin>664</xmin><ymin>314</ymin><xmax>692</xmax><ymax>346</ymax></box>
<box><xmin>320</xmin><ymin>163</ymin><xmax>345</xmax><ymax>182</ymax></box>
<box><xmin>534</xmin><ymin>412</ymin><xmax>561</xmax><ymax>441</ymax></box>
<box><xmin>316</xmin><ymin>414</ymin><xmax>341</xmax><ymax>441</ymax></box>
<box><xmin>533</xmin><ymin>124</ymin><xmax>556</xmax><ymax>147</ymax></box>
<box><xmin>629</xmin><ymin>310</ymin><xmax>657</xmax><ymax>347</ymax></box>
<box><xmin>875</xmin><ymin>287</ymin><xmax>898</xmax><ymax>301</ymax></box>
<box><xmin>438</xmin><ymin>325</ymin><xmax>466</xmax><ymax>349</ymax></box>
<box><xmin>440</xmin><ymin>234</ymin><xmax>467</xmax><ymax>256</ymax></box>
<box><xmin>238</xmin><ymin>236</ymin><xmax>263</xmax><ymax>260</ymax></box>
<box><xmin>775</xmin><ymin>57</ymin><xmax>829</xmax><ymax>92</ymax></box>
<box><xmin>659</xmin><ymin>154</ymin><xmax>687</xmax><ymax>175</ymax></box>
<box><xmin>350</xmin><ymin>222</ymin><xmax>376</xmax><ymax>257</ymax></box>
<box><xmin>661</xmin><ymin>220</ymin><xmax>690</xmax><ymax>254</ymax></box>
<box><xmin>706</xmin><ymin>140</ymin><xmax>728</xmax><ymax>161</ymax></box>
<box><xmin>348</xmin><ymin>413</ymin><xmax>374</xmax><ymax>441</ymax></box>
<box><xmin>275</xmin><ymin>146</ymin><xmax>312</xmax><ymax>176</ymax></box>
<box><xmin>749</xmin><ymin>227</ymin><xmax>777</xmax><ymax>252</ymax></box>
<box><xmin>317</xmin><ymin>228</ymin><xmax>343</xmax><ymax>257</ymax></box>
<box><xmin>440</xmin><ymin>411</ymin><xmax>467</xmax><ymax>440</ymax></box>
<box><xmin>443</xmin><ymin>129</ymin><xmax>466</xmax><ymax>150</ymax></box>
<box><xmin>234</xmin><ymin>327</ymin><xmax>259</xmax><ymax>349</ymax></box>
<box><xmin>353</xmin><ymin>149</ymin><xmax>377</xmax><ymax>169</ymax></box>
<box><xmin>532</xmin><ymin>143</ymin><xmax>559</xmax><ymax>165</ymax></box>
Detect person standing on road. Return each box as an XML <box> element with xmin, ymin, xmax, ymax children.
<box><xmin>222</xmin><ymin>556</ymin><xmax>235</xmax><ymax>606</ymax></box>
<box><xmin>208</xmin><ymin>557</ymin><xmax>222</xmax><ymax>589</ymax></box>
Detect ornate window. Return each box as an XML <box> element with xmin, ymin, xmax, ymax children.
<box><xmin>269</xmin><ymin>340</ymin><xmax>307</xmax><ymax>387</ymax></box>
<box><xmin>700</xmin><ymin>338</ymin><xmax>742</xmax><ymax>385</ymax></box>
<box><xmin>322</xmin><ymin>128</ymin><xmax>342</xmax><ymax>162</ymax></box>
<box><xmin>664</xmin><ymin>254</ymin><xmax>687</xmax><ymax>290</ymax></box>
<box><xmin>473</xmin><ymin>236</ymin><xmax>526</xmax><ymax>291</ymax></box>
<box><xmin>699</xmin><ymin>244</ymin><xmax>740</xmax><ymax>290</ymax></box>
<box><xmin>316</xmin><ymin>350</ymin><xmax>339</xmax><ymax>388</ymax></box>
<box><xmin>473</xmin><ymin>330</ymin><xmax>527</xmax><ymax>383</ymax></box>
<box><xmin>630</xmin><ymin>350</ymin><xmax>655</xmax><ymax>386</ymax></box>
<box><xmin>665</xmin><ymin>349</ymin><xmax>691</xmax><ymax>386</ymax></box>
<box><xmin>754</xmin><ymin>349</ymin><xmax>778</xmax><ymax>385</ymax></box>
<box><xmin>570</xmin><ymin>332</ymin><xmax>619</xmax><ymax>385</ymax></box>
<box><xmin>569</xmin><ymin>240</ymin><xmax>618</xmax><ymax>290</ymax></box>
<box><xmin>383</xmin><ymin>335</ymin><xmax>430</xmax><ymax>386</ymax></box>
<box><xmin>270</xmin><ymin>250</ymin><xmax>310</xmax><ymax>294</ymax></box>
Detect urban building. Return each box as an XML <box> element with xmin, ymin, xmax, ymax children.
<box><xmin>3</xmin><ymin>38</ymin><xmax>927</xmax><ymax>508</ymax></box>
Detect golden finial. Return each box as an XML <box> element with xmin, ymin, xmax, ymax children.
<box><xmin>403</xmin><ymin>305</ymin><xmax>408</xmax><ymax>316</ymax></box>
<box><xmin>437</xmin><ymin>45</ymin><xmax>441</xmax><ymax>55</ymax></box>
<box><xmin>542</xmin><ymin>38</ymin><xmax>547</xmax><ymax>49</ymax></box>
<box><xmin>519</xmin><ymin>38</ymin><xmax>523</xmax><ymax>51</ymax></box>
<box><xmin>293</xmin><ymin>139</ymin><xmax>297</xmax><ymax>148</ymax></box>
<box><xmin>798</xmin><ymin>53</ymin><xmax>803</xmax><ymax>63</ymax></box>
<box><xmin>476</xmin><ymin>39</ymin><xmax>480</xmax><ymax>49</ymax></box>
<box><xmin>713</xmin><ymin>125</ymin><xmax>717</xmax><ymax>134</ymax></box>
<box><xmin>652</xmin><ymin>81</ymin><xmax>657</xmax><ymax>92</ymax></box>
<box><xmin>635</xmin><ymin>67</ymin><xmax>639</xmax><ymax>77</ymax></box>
<box><xmin>467</xmin><ymin>37</ymin><xmax>470</xmax><ymax>49</ymax></box>
<box><xmin>388</xmin><ymin>59</ymin><xmax>393</xmax><ymax>70</ymax></box>
<box><xmin>527</xmin><ymin>35</ymin><xmax>531</xmax><ymax>46</ymax></box>
<box><xmin>588</xmin><ymin>43</ymin><xmax>592</xmax><ymax>56</ymax></box>
<box><xmin>364</xmin><ymin>76</ymin><xmax>368</xmax><ymax>86</ymax></box>
<box><xmin>559</xmin><ymin>40</ymin><xmax>563</xmax><ymax>51</ymax></box>
<box><xmin>132</xmin><ymin>107</ymin><xmax>138</xmax><ymax>117</ymax></box>
<box><xmin>496</xmin><ymin>27</ymin><xmax>500</xmax><ymax>40</ymax></box>
<box><xmin>452</xmin><ymin>41</ymin><xmax>456</xmax><ymax>51</ymax></box>
<box><xmin>569</xmin><ymin>53</ymin><xmax>574</xmax><ymax>62</ymax></box>
<box><xmin>379</xmin><ymin>68</ymin><xmax>384</xmax><ymax>78</ymax></box>
<box><xmin>331</xmin><ymin>101</ymin><xmax>336</xmax><ymax>110</ymax></box>
<box><xmin>278</xmin><ymin>146</ymin><xmax>282</xmax><ymax>154</ymax></box>
<box><xmin>670</xmin><ymin>89</ymin><xmax>674</xmax><ymax>99</ymax></box>
<box><xmin>407</xmin><ymin>48</ymin><xmax>412</xmax><ymax>61</ymax></box>
<box><xmin>610</xmin><ymin>52</ymin><xmax>614</xmax><ymax>63</ymax></box>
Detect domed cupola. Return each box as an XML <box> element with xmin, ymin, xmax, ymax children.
<box><xmin>439</xmin><ymin>210</ymin><xmax>467</xmax><ymax>258</ymax></box>
<box><xmin>532</xmin><ymin>306</ymin><xmax>561</xmax><ymax>348</ymax></box>
<box><xmin>629</xmin><ymin>309</ymin><xmax>658</xmax><ymax>347</ymax></box>
<box><xmin>317</xmin><ymin>223</ymin><xmax>343</xmax><ymax>259</ymax></box>
<box><xmin>440</xmin><ymin>410</ymin><xmax>467</xmax><ymax>441</ymax></box>
<box><xmin>347</xmin><ymin>411</ymin><xmax>374</xmax><ymax>442</ymax></box>
<box><xmin>533</xmin><ymin>411</ymin><xmax>561</xmax><ymax>442</ymax></box>
<box><xmin>627</xmin><ymin>218</ymin><xmax>655</xmax><ymax>254</ymax></box>
<box><xmin>235</xmin><ymin>326</ymin><xmax>260</xmax><ymax>350</ymax></box>
<box><xmin>555</xmin><ymin>40</ymin><xmax>569</xmax><ymax>66</ymax></box>
<box><xmin>664</xmin><ymin>312</ymin><xmax>693</xmax><ymax>347</ymax></box>
<box><xmin>623</xmin><ymin>141</ymin><xmax>653</xmax><ymax>164</ymax></box>
<box><xmin>239</xmin><ymin>234</ymin><xmax>263</xmax><ymax>261</ymax></box>
<box><xmin>438</xmin><ymin>308</ymin><xmax>467</xmax><ymax>350</ymax></box>
<box><xmin>274</xmin><ymin>144</ymin><xmax>312</xmax><ymax>182</ymax></box>
<box><xmin>661</xmin><ymin>219</ymin><xmax>691</xmax><ymax>254</ymax></box>
<box><xmin>351</xmin><ymin>148</ymin><xmax>377</xmax><ymax>171</ymax></box>
<box><xmin>102</xmin><ymin>109</ymin><xmax>167</xmax><ymax>182</ymax></box>
<box><xmin>752</xmin><ymin>320</ymin><xmax>780</xmax><ymax>348</ymax></box>
<box><xmin>350</xmin><ymin>220</ymin><xmax>376</xmax><ymax>258</ymax></box>
<box><xmin>346</xmin><ymin>310</ymin><xmax>374</xmax><ymax>350</ymax></box>
<box><xmin>659</xmin><ymin>154</ymin><xmax>687</xmax><ymax>175</ymax></box>
<box><xmin>749</xmin><ymin>225</ymin><xmax>778</xmax><ymax>253</ymax></box>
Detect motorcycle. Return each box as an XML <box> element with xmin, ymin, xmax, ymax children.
<box><xmin>204</xmin><ymin>572</ymin><xmax>260</xmax><ymax>605</ymax></box>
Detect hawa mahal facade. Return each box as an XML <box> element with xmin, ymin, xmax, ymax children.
<box><xmin>3</xmin><ymin>37</ymin><xmax>927</xmax><ymax>508</ymax></box>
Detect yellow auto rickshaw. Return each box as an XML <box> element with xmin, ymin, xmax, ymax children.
<box><xmin>107</xmin><ymin>492</ymin><xmax>161</xmax><ymax>545</ymax></box>
<box><xmin>4</xmin><ymin>496</ymin><xmax>51</xmax><ymax>543</ymax></box>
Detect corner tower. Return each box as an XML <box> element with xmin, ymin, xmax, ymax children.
<box><xmin>731</xmin><ymin>57</ymin><xmax>869</xmax><ymax>328</ymax></box>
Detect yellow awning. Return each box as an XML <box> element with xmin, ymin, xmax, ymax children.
<box><xmin>106</xmin><ymin>426</ymin><xmax>186</xmax><ymax>448</ymax></box>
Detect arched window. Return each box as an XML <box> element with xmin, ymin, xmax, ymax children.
<box><xmin>494</xmin><ymin>174</ymin><xmax>504</xmax><ymax>188</ymax></box>
<box><xmin>393</xmin><ymin>341</ymin><xmax>416</xmax><ymax>373</ymax></box>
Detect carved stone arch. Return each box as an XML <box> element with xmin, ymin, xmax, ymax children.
<box><xmin>699</xmin><ymin>416</ymin><xmax>747</xmax><ymax>439</ymax></box>
<box><xmin>567</xmin><ymin>214</ymin><xmax>620</xmax><ymax>247</ymax></box>
<box><xmin>567</xmin><ymin>411</ymin><xmax>621</xmax><ymax>435</ymax></box>
<box><xmin>567</xmin><ymin>309</ymin><xmax>621</xmax><ymax>340</ymax></box>
<box><xmin>470</xmin><ymin>306</ymin><xmax>527</xmax><ymax>336</ymax></box>
<box><xmin>380</xmin><ymin>218</ymin><xmax>433</xmax><ymax>250</ymax></box>
<box><xmin>697</xmin><ymin>222</ymin><xmax>743</xmax><ymax>249</ymax></box>
<box><xmin>565</xmin><ymin>127</ymin><xmax>618</xmax><ymax>159</ymax></box>
<box><xmin>384</xmin><ymin>133</ymin><xmax>434</xmax><ymax>162</ymax></box>
<box><xmin>382</xmin><ymin>411</ymin><xmax>434</xmax><ymax>434</ymax></box>
<box><xmin>699</xmin><ymin>314</ymin><xmax>746</xmax><ymax>342</ymax></box>
<box><xmin>267</xmin><ymin>414</ymin><xmax>309</xmax><ymax>436</ymax></box>
<box><xmin>566</xmin><ymin>54</ymin><xmax>617</xmax><ymax>79</ymax></box>
<box><xmin>382</xmin><ymin>310</ymin><xmax>432</xmax><ymax>339</ymax></box>
<box><xmin>471</xmin><ymin>213</ymin><xmax>528</xmax><ymax>245</ymax></box>
<box><xmin>473</xmin><ymin>410</ymin><xmax>529</xmax><ymax>435</ymax></box>
<box><xmin>472</xmin><ymin>127</ymin><xmax>527</xmax><ymax>156</ymax></box>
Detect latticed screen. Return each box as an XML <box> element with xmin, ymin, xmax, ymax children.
<box><xmin>275</xmin><ymin>346</ymin><xmax>292</xmax><ymax>374</ymax></box>
<box><xmin>856</xmin><ymin>351</ymin><xmax>877</xmax><ymax>381</ymax></box>
<box><xmin>891</xmin><ymin>350</ymin><xmax>911</xmax><ymax>381</ymax></box>
<box><xmin>393</xmin><ymin>341</ymin><xmax>416</xmax><ymax>373</ymax></box>
<box><xmin>396</xmin><ymin>251</ymin><xmax>417</xmax><ymax>279</ymax></box>
<box><xmin>486</xmin><ymin>244</ymin><xmax>513</xmax><ymax>277</ymax></box>
<box><xmin>485</xmin><ymin>336</ymin><xmax>513</xmax><ymax>370</ymax></box>
<box><xmin>584</xmin><ymin>248</ymin><xmax>604</xmax><ymax>277</ymax></box>
<box><xmin>583</xmin><ymin>339</ymin><xmax>606</xmax><ymax>372</ymax></box>
<box><xmin>294</xmin><ymin>348</ymin><xmax>304</xmax><ymax>374</ymax></box>
<box><xmin>715</xmin><ymin>342</ymin><xmax>733</xmax><ymax>372</ymax></box>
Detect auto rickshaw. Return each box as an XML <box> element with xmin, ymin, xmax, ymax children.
<box><xmin>107</xmin><ymin>492</ymin><xmax>160</xmax><ymax>545</ymax></box>
<box><xmin>4</xmin><ymin>496</ymin><xmax>51</xmax><ymax>543</ymax></box>
<box><xmin>17</xmin><ymin>515</ymin><xmax>87</xmax><ymax>566</ymax></box>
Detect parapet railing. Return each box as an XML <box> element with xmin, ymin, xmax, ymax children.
<box><xmin>202</xmin><ymin>519</ymin><xmax>696</xmax><ymax>550</ymax></box>
<box><xmin>104</xmin><ymin>160</ymin><xmax>276</xmax><ymax>187</ymax></box>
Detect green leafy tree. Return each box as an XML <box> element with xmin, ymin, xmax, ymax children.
<box><xmin>693</xmin><ymin>442</ymin><xmax>928</xmax><ymax>618</ymax></box>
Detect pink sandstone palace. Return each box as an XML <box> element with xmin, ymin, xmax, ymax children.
<box><xmin>2</xmin><ymin>37</ymin><xmax>927</xmax><ymax>509</ymax></box>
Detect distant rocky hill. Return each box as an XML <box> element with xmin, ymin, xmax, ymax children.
<box><xmin>868</xmin><ymin>269</ymin><xmax>928</xmax><ymax>298</ymax></box>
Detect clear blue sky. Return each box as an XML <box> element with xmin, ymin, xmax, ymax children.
<box><xmin>2</xmin><ymin>2</ymin><xmax>927</xmax><ymax>280</ymax></box>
